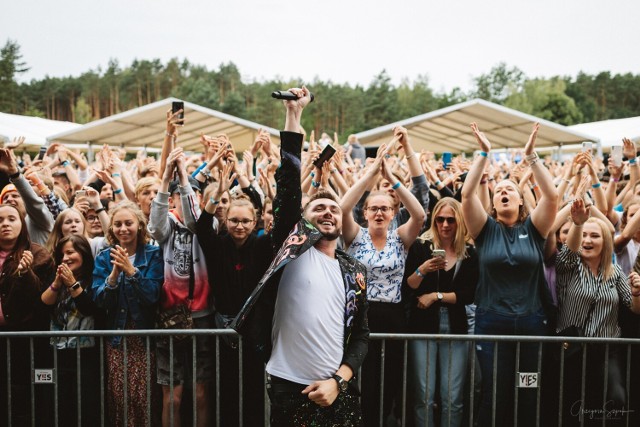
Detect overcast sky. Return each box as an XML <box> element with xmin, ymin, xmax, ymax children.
<box><xmin>5</xmin><ymin>0</ymin><xmax>640</xmax><ymax>93</ymax></box>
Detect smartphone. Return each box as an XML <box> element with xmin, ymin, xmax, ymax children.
<box><xmin>611</xmin><ymin>145</ymin><xmax>623</xmax><ymax>167</ymax></box>
<box><xmin>75</xmin><ymin>190</ymin><xmax>86</xmax><ymax>198</ymax></box>
<box><xmin>442</xmin><ymin>152</ymin><xmax>452</xmax><ymax>169</ymax></box>
<box><xmin>582</xmin><ymin>141</ymin><xmax>593</xmax><ymax>153</ymax></box>
<box><xmin>432</xmin><ymin>249</ymin><xmax>446</xmax><ymax>258</ymax></box>
<box><xmin>36</xmin><ymin>146</ymin><xmax>47</xmax><ymax>161</ymax></box>
<box><xmin>313</xmin><ymin>144</ymin><xmax>337</xmax><ymax>168</ymax></box>
<box><xmin>172</xmin><ymin>101</ymin><xmax>185</xmax><ymax>125</ymax></box>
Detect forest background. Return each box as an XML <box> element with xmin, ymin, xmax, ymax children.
<box><xmin>1</xmin><ymin>39</ymin><xmax>639</xmax><ymax>141</ymax></box>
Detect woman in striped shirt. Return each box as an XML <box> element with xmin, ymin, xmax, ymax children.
<box><xmin>556</xmin><ymin>198</ymin><xmax>640</xmax><ymax>425</ymax></box>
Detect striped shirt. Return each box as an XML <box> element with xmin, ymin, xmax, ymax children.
<box><xmin>556</xmin><ymin>245</ymin><xmax>632</xmax><ymax>337</ymax></box>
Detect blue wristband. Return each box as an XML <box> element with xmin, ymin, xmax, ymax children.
<box><xmin>209</xmin><ymin>197</ymin><xmax>219</xmax><ymax>205</ymax></box>
<box><xmin>479</xmin><ymin>151</ymin><xmax>488</xmax><ymax>158</ymax></box>
<box><xmin>591</xmin><ymin>182</ymin><xmax>601</xmax><ymax>189</ymax></box>
<box><xmin>113</xmin><ymin>188</ymin><xmax>123</xmax><ymax>195</ymax></box>
<box><xmin>415</xmin><ymin>268</ymin><xmax>425</xmax><ymax>278</ymax></box>
<box><xmin>630</xmin><ymin>157</ymin><xmax>637</xmax><ymax>165</ymax></box>
<box><xmin>111</xmin><ymin>173</ymin><xmax>121</xmax><ymax>177</ymax></box>
<box><xmin>311</xmin><ymin>180</ymin><xmax>320</xmax><ymax>188</ymax></box>
<box><xmin>191</xmin><ymin>162</ymin><xmax>208</xmax><ymax>178</ymax></box>
<box><xmin>61</xmin><ymin>160</ymin><xmax>70</xmax><ymax>167</ymax></box>
<box><xmin>392</xmin><ymin>182</ymin><xmax>401</xmax><ymax>190</ymax></box>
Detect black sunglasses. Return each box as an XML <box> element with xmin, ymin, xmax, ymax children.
<box><xmin>435</xmin><ymin>216</ymin><xmax>456</xmax><ymax>224</ymax></box>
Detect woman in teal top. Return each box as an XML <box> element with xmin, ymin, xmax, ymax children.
<box><xmin>461</xmin><ymin>122</ymin><xmax>557</xmax><ymax>426</ymax></box>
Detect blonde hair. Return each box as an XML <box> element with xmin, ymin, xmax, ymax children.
<box><xmin>226</xmin><ymin>196</ymin><xmax>256</xmax><ymax>221</ymax></box>
<box><xmin>583</xmin><ymin>217</ymin><xmax>615</xmax><ymax>281</ymax></box>
<box><xmin>134</xmin><ymin>177</ymin><xmax>161</xmax><ymax>200</ymax></box>
<box><xmin>420</xmin><ymin>197</ymin><xmax>469</xmax><ymax>259</ymax></box>
<box><xmin>106</xmin><ymin>201</ymin><xmax>149</xmax><ymax>246</ymax></box>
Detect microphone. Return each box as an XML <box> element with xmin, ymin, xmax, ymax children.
<box><xmin>271</xmin><ymin>90</ymin><xmax>315</xmax><ymax>102</ymax></box>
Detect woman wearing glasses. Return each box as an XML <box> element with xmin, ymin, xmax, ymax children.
<box><xmin>196</xmin><ymin>189</ymin><xmax>271</xmax><ymax>426</ymax></box>
<box><xmin>341</xmin><ymin>145</ymin><xmax>425</xmax><ymax>425</ymax></box>
<box><xmin>403</xmin><ymin>197</ymin><xmax>478</xmax><ymax>427</ymax></box>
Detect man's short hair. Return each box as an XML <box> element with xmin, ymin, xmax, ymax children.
<box><xmin>303</xmin><ymin>190</ymin><xmax>340</xmax><ymax>212</ymax></box>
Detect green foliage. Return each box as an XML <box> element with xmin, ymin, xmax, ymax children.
<box><xmin>2</xmin><ymin>39</ymin><xmax>640</xmax><ymax>138</ymax></box>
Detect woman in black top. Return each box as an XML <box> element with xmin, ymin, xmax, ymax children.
<box><xmin>404</xmin><ymin>197</ymin><xmax>478</xmax><ymax>427</ymax></box>
<box><xmin>196</xmin><ymin>195</ymin><xmax>271</xmax><ymax>427</ymax></box>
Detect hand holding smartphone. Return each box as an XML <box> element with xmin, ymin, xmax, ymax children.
<box><xmin>313</xmin><ymin>145</ymin><xmax>337</xmax><ymax>168</ymax></box>
<box><xmin>171</xmin><ymin>101</ymin><xmax>185</xmax><ymax>126</ymax></box>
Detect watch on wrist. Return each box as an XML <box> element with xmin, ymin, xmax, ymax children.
<box><xmin>332</xmin><ymin>374</ymin><xmax>348</xmax><ymax>393</ymax></box>
<box><xmin>437</xmin><ymin>292</ymin><xmax>444</xmax><ymax>301</ymax></box>
<box><xmin>70</xmin><ymin>281</ymin><xmax>81</xmax><ymax>291</ymax></box>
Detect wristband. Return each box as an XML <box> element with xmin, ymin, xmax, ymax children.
<box><xmin>191</xmin><ymin>162</ymin><xmax>208</xmax><ymax>178</ymax></box>
<box><xmin>480</xmin><ymin>180</ymin><xmax>487</xmax><ymax>185</ymax></box>
<box><xmin>310</xmin><ymin>171</ymin><xmax>315</xmax><ymax>178</ymax></box>
<box><xmin>49</xmin><ymin>284</ymin><xmax>60</xmax><ymax>292</ymax></box>
<box><xmin>166</xmin><ymin>132</ymin><xmax>176</xmax><ymax>138</ymax></box>
<box><xmin>61</xmin><ymin>160</ymin><xmax>70</xmax><ymax>167</ymax></box>
<box><xmin>311</xmin><ymin>180</ymin><xmax>320</xmax><ymax>188</ymax></box>
<box><xmin>8</xmin><ymin>171</ymin><xmax>20</xmax><ymax>181</ymax></box>
<box><xmin>94</xmin><ymin>207</ymin><xmax>106</xmax><ymax>215</ymax></box>
<box><xmin>406</xmin><ymin>153</ymin><xmax>415</xmax><ymax>160</ymax></box>
<box><xmin>209</xmin><ymin>197</ymin><xmax>219</xmax><ymax>205</ymax></box>
<box><xmin>111</xmin><ymin>173</ymin><xmax>121</xmax><ymax>177</ymax></box>
<box><xmin>591</xmin><ymin>182</ymin><xmax>601</xmax><ymax>189</ymax></box>
<box><xmin>630</xmin><ymin>157</ymin><xmax>637</xmax><ymax>165</ymax></box>
<box><xmin>611</xmin><ymin>177</ymin><xmax>620</xmax><ymax>183</ymax></box>
<box><xmin>113</xmin><ymin>188</ymin><xmax>123</xmax><ymax>195</ymax></box>
<box><xmin>479</xmin><ymin>151</ymin><xmax>488</xmax><ymax>158</ymax></box>
<box><xmin>415</xmin><ymin>268</ymin><xmax>425</xmax><ymax>278</ymax></box>
<box><xmin>434</xmin><ymin>180</ymin><xmax>442</xmax><ymax>187</ymax></box>
<box><xmin>391</xmin><ymin>182</ymin><xmax>401</xmax><ymax>190</ymax></box>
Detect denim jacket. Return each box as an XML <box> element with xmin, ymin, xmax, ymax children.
<box><xmin>91</xmin><ymin>244</ymin><xmax>163</xmax><ymax>345</ymax></box>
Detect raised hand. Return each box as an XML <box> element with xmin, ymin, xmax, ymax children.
<box><xmin>570</xmin><ymin>198</ymin><xmax>589</xmax><ymax>226</ymax></box>
<box><xmin>470</xmin><ymin>123</ymin><xmax>491</xmax><ymax>152</ymax></box>
<box><xmin>524</xmin><ymin>122</ymin><xmax>540</xmax><ymax>156</ymax></box>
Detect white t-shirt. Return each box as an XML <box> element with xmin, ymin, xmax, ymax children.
<box><xmin>266</xmin><ymin>247</ymin><xmax>345</xmax><ymax>385</ymax></box>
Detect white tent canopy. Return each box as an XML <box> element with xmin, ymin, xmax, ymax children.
<box><xmin>47</xmin><ymin>98</ymin><xmax>280</xmax><ymax>154</ymax></box>
<box><xmin>569</xmin><ymin>116</ymin><xmax>640</xmax><ymax>149</ymax></box>
<box><xmin>0</xmin><ymin>112</ymin><xmax>81</xmax><ymax>148</ymax></box>
<box><xmin>355</xmin><ymin>99</ymin><xmax>599</xmax><ymax>154</ymax></box>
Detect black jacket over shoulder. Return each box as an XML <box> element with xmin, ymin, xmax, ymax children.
<box><xmin>403</xmin><ymin>240</ymin><xmax>478</xmax><ymax>334</ymax></box>
<box><xmin>231</xmin><ymin>131</ymin><xmax>370</xmax><ymax>374</ymax></box>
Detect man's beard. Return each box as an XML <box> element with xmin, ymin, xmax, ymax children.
<box><xmin>320</xmin><ymin>230</ymin><xmax>341</xmax><ymax>241</ymax></box>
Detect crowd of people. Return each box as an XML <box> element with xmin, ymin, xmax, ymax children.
<box><xmin>0</xmin><ymin>86</ymin><xmax>639</xmax><ymax>427</ymax></box>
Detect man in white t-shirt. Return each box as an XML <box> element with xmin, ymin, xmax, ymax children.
<box><xmin>231</xmin><ymin>87</ymin><xmax>369</xmax><ymax>426</ymax></box>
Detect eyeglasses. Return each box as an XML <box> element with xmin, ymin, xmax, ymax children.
<box><xmin>366</xmin><ymin>206</ymin><xmax>392</xmax><ymax>214</ymax></box>
<box><xmin>86</xmin><ymin>216</ymin><xmax>100</xmax><ymax>222</ymax></box>
<box><xmin>227</xmin><ymin>218</ymin><xmax>254</xmax><ymax>227</ymax></box>
<box><xmin>435</xmin><ymin>216</ymin><xmax>456</xmax><ymax>224</ymax></box>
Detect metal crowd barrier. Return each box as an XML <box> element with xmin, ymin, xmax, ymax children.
<box><xmin>1</xmin><ymin>330</ymin><xmax>638</xmax><ymax>426</ymax></box>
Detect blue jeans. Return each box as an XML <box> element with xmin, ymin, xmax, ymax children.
<box><xmin>409</xmin><ymin>307</ymin><xmax>469</xmax><ymax>427</ymax></box>
<box><xmin>475</xmin><ymin>308</ymin><xmax>548</xmax><ymax>427</ymax></box>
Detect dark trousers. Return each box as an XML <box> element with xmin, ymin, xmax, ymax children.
<box><xmin>474</xmin><ymin>308</ymin><xmax>548</xmax><ymax>427</ymax></box>
<box><xmin>361</xmin><ymin>301</ymin><xmax>406</xmax><ymax>426</ymax></box>
<box><xmin>268</xmin><ymin>375</ymin><xmax>362</xmax><ymax>427</ymax></box>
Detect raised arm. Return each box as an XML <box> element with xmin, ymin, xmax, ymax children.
<box><xmin>461</xmin><ymin>123</ymin><xmax>490</xmax><ymax>239</ymax></box>
<box><xmin>383</xmin><ymin>158</ymin><xmax>425</xmax><ymax>247</ymax></box>
<box><xmin>340</xmin><ymin>145</ymin><xmax>387</xmax><ymax>246</ymax></box>
<box><xmin>525</xmin><ymin>123</ymin><xmax>558</xmax><ymax>237</ymax></box>
<box><xmin>566</xmin><ymin>198</ymin><xmax>589</xmax><ymax>254</ymax></box>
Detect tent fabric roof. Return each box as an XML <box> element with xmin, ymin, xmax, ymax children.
<box><xmin>569</xmin><ymin>116</ymin><xmax>640</xmax><ymax>148</ymax></box>
<box><xmin>0</xmin><ymin>112</ymin><xmax>81</xmax><ymax>147</ymax></box>
<box><xmin>355</xmin><ymin>99</ymin><xmax>598</xmax><ymax>154</ymax></box>
<box><xmin>47</xmin><ymin>98</ymin><xmax>280</xmax><ymax>153</ymax></box>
